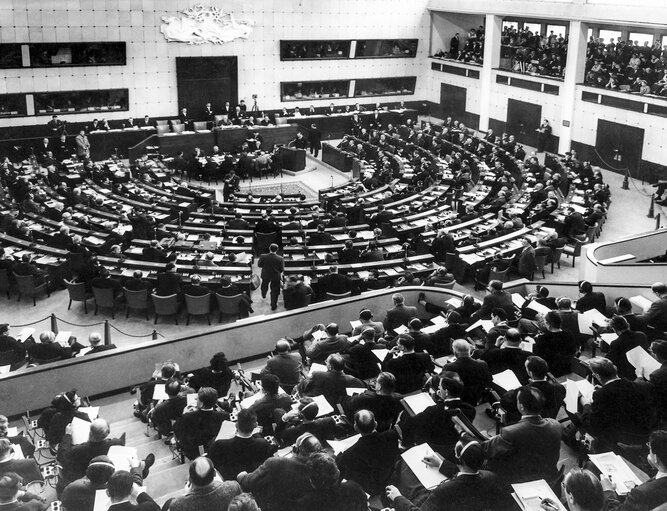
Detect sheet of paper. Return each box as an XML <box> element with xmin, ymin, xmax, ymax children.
<box><xmin>346</xmin><ymin>387</ymin><xmax>366</xmax><ymax>396</ymax></box>
<box><xmin>465</xmin><ymin>319</ymin><xmax>494</xmax><ymax>333</ymax></box>
<box><xmin>401</xmin><ymin>393</ymin><xmax>435</xmax><ymax>416</ymax></box>
<box><xmin>512</xmin><ymin>293</ymin><xmax>527</xmax><ymax>309</ymax></box>
<box><xmin>512</xmin><ymin>479</ymin><xmax>567</xmax><ymax>511</ymax></box>
<box><xmin>599</xmin><ymin>333</ymin><xmax>618</xmax><ymax>346</ymax></box>
<box><xmin>520</xmin><ymin>338</ymin><xmax>535</xmax><ymax>353</ymax></box>
<box><xmin>430</xmin><ymin>315</ymin><xmax>447</xmax><ymax>327</ymax></box>
<box><xmin>11</xmin><ymin>443</ymin><xmax>24</xmax><ymax>459</ymax></box>
<box><xmin>371</xmin><ymin>349</ymin><xmax>389</xmax><ymax>361</ymax></box>
<box><xmin>445</xmin><ymin>297</ymin><xmax>462</xmax><ymax>307</ymax></box>
<box><xmin>7</xmin><ymin>427</ymin><xmax>18</xmax><ymax>437</ymax></box>
<box><xmin>350</xmin><ymin>320</ymin><xmax>362</xmax><ymax>330</ymax></box>
<box><xmin>564</xmin><ymin>379</ymin><xmax>579</xmax><ymax>414</ymax></box>
<box><xmin>393</xmin><ymin>324</ymin><xmax>409</xmax><ymax>335</ymax></box>
<box><xmin>308</xmin><ymin>363</ymin><xmax>328</xmax><ymax>377</ymax></box>
<box><xmin>626</xmin><ymin>346</ymin><xmax>661</xmax><ymax>379</ymax></box>
<box><xmin>577</xmin><ymin>308</ymin><xmax>608</xmax><ymax>334</ymax></box>
<box><xmin>401</xmin><ymin>443</ymin><xmax>447</xmax><ymax>490</ymax></box>
<box><xmin>71</xmin><ymin>417</ymin><xmax>91</xmax><ymax>445</ymax></box>
<box><xmin>328</xmin><ymin>434</ymin><xmax>361</xmax><ymax>455</ymax></box>
<box><xmin>106</xmin><ymin>445</ymin><xmax>137</xmax><ymax>472</ymax></box>
<box><xmin>526</xmin><ymin>300</ymin><xmax>552</xmax><ymax>315</ymax></box>
<box><xmin>0</xmin><ymin>365</ymin><xmax>10</xmax><ymax>374</ymax></box>
<box><xmin>93</xmin><ymin>489</ymin><xmax>112</xmax><ymax>511</ymax></box>
<box><xmin>17</xmin><ymin>328</ymin><xmax>35</xmax><ymax>342</ymax></box>
<box><xmin>629</xmin><ymin>295</ymin><xmax>654</xmax><ymax>312</ymax></box>
<box><xmin>311</xmin><ymin>395</ymin><xmax>334</xmax><ymax>417</ymax></box>
<box><xmin>589</xmin><ymin>452</ymin><xmax>643</xmax><ymax>495</ymax></box>
<box><xmin>575</xmin><ymin>378</ymin><xmax>595</xmax><ymax>404</ymax></box>
<box><xmin>152</xmin><ymin>384</ymin><xmax>168</xmax><ymax>401</ymax></box>
<box><xmin>187</xmin><ymin>393</ymin><xmax>197</xmax><ymax>407</ymax></box>
<box><xmin>492</xmin><ymin>369</ymin><xmax>522</xmax><ymax>392</ymax></box>
<box><xmin>215</xmin><ymin>420</ymin><xmax>237</xmax><ymax>440</ymax></box>
<box><xmin>78</xmin><ymin>406</ymin><xmax>99</xmax><ymax>421</ymax></box>
<box><xmin>54</xmin><ymin>331</ymin><xmax>72</xmax><ymax>348</ymax></box>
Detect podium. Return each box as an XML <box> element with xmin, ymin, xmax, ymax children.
<box><xmin>279</xmin><ymin>146</ymin><xmax>306</xmax><ymax>172</ymax></box>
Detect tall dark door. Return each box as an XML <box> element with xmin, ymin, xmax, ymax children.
<box><xmin>440</xmin><ymin>83</ymin><xmax>467</xmax><ymax>119</ymax></box>
<box><xmin>175</xmin><ymin>57</ymin><xmax>238</xmax><ymax>116</ymax></box>
<box><xmin>595</xmin><ymin>120</ymin><xmax>644</xmax><ymax>175</ymax></box>
<box><xmin>506</xmin><ymin>98</ymin><xmax>541</xmax><ymax>147</ymax></box>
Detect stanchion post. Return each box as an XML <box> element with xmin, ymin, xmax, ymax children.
<box><xmin>50</xmin><ymin>314</ymin><xmax>58</xmax><ymax>334</ymax></box>
<box><xmin>104</xmin><ymin>320</ymin><xmax>111</xmax><ymax>345</ymax></box>
<box><xmin>621</xmin><ymin>169</ymin><xmax>629</xmax><ymax>190</ymax></box>
<box><xmin>656</xmin><ymin>213</ymin><xmax>662</xmax><ymax>230</ymax></box>
<box><xmin>152</xmin><ymin>330</ymin><xmax>158</xmax><ymax>340</ymax></box>
<box><xmin>648</xmin><ymin>194</ymin><xmax>655</xmax><ymax>219</ymax></box>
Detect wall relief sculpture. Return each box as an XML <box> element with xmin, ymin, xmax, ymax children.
<box><xmin>160</xmin><ymin>4</ymin><xmax>254</xmax><ymax>44</ymax></box>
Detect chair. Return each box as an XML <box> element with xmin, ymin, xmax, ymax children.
<box><xmin>192</xmin><ymin>121</ymin><xmax>208</xmax><ymax>132</ymax></box>
<box><xmin>156</xmin><ymin>125</ymin><xmax>170</xmax><ymax>135</ymax></box>
<box><xmin>255</xmin><ymin>232</ymin><xmax>277</xmax><ymax>254</ymax></box>
<box><xmin>326</xmin><ymin>291</ymin><xmax>352</xmax><ymax>300</ymax></box>
<box><xmin>152</xmin><ymin>294</ymin><xmax>179</xmax><ymax>324</ymax></box>
<box><xmin>185</xmin><ymin>293</ymin><xmax>211</xmax><ymax>325</ymax></box>
<box><xmin>67</xmin><ymin>252</ymin><xmax>85</xmax><ymax>273</ymax></box>
<box><xmin>488</xmin><ymin>266</ymin><xmax>510</xmax><ymax>282</ymax></box>
<box><xmin>0</xmin><ymin>269</ymin><xmax>11</xmax><ymax>299</ymax></box>
<box><xmin>444</xmin><ymin>252</ymin><xmax>458</xmax><ymax>270</ymax></box>
<box><xmin>92</xmin><ymin>286</ymin><xmax>117</xmax><ymax>319</ymax></box>
<box><xmin>563</xmin><ymin>240</ymin><xmax>582</xmax><ymax>267</ymax></box>
<box><xmin>14</xmin><ymin>273</ymin><xmax>49</xmax><ymax>306</ymax></box>
<box><xmin>0</xmin><ymin>349</ymin><xmax>17</xmax><ymax>367</ymax></box>
<box><xmin>534</xmin><ymin>255</ymin><xmax>547</xmax><ymax>279</ymax></box>
<box><xmin>215</xmin><ymin>293</ymin><xmax>243</xmax><ymax>322</ymax></box>
<box><xmin>214</xmin><ymin>114</ymin><xmax>227</xmax><ymax>125</ymax></box>
<box><xmin>583</xmin><ymin>223</ymin><xmax>598</xmax><ymax>243</ymax></box>
<box><xmin>550</xmin><ymin>247</ymin><xmax>563</xmax><ymax>273</ymax></box>
<box><xmin>433</xmin><ymin>280</ymin><xmax>456</xmax><ymax>289</ymax></box>
<box><xmin>65</xmin><ymin>279</ymin><xmax>91</xmax><ymax>313</ymax></box>
<box><xmin>155</xmin><ymin>119</ymin><xmax>169</xmax><ymax>126</ymax></box>
<box><xmin>172</xmin><ymin>123</ymin><xmax>185</xmax><ymax>134</ymax></box>
<box><xmin>124</xmin><ymin>287</ymin><xmax>149</xmax><ymax>320</ymax></box>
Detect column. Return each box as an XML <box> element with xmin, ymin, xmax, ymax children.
<box><xmin>558</xmin><ymin>20</ymin><xmax>588</xmax><ymax>154</ymax></box>
<box><xmin>478</xmin><ymin>14</ymin><xmax>503</xmax><ymax>133</ymax></box>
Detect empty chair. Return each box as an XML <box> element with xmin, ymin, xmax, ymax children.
<box><xmin>0</xmin><ymin>269</ymin><xmax>11</xmax><ymax>299</ymax></box>
<box><xmin>124</xmin><ymin>287</ymin><xmax>149</xmax><ymax>320</ymax></box>
<box><xmin>152</xmin><ymin>293</ymin><xmax>179</xmax><ymax>324</ymax></box>
<box><xmin>550</xmin><ymin>247</ymin><xmax>564</xmax><ymax>273</ymax></box>
<box><xmin>533</xmin><ymin>255</ymin><xmax>547</xmax><ymax>279</ymax></box>
<box><xmin>185</xmin><ymin>293</ymin><xmax>211</xmax><ymax>325</ymax></box>
<box><xmin>215</xmin><ymin>293</ymin><xmax>243</xmax><ymax>322</ymax></box>
<box><xmin>171</xmin><ymin>123</ymin><xmax>185</xmax><ymax>134</ymax></box>
<box><xmin>65</xmin><ymin>279</ymin><xmax>92</xmax><ymax>313</ymax></box>
<box><xmin>326</xmin><ymin>291</ymin><xmax>352</xmax><ymax>300</ymax></box>
<box><xmin>155</xmin><ymin>119</ymin><xmax>169</xmax><ymax>126</ymax></box>
<box><xmin>255</xmin><ymin>232</ymin><xmax>277</xmax><ymax>254</ymax></box>
<box><xmin>92</xmin><ymin>286</ymin><xmax>117</xmax><ymax>319</ymax></box>
<box><xmin>488</xmin><ymin>266</ymin><xmax>510</xmax><ymax>282</ymax></box>
<box><xmin>156</xmin><ymin>125</ymin><xmax>171</xmax><ymax>135</ymax></box>
<box><xmin>13</xmin><ymin>273</ymin><xmax>50</xmax><ymax>306</ymax></box>
<box><xmin>563</xmin><ymin>240</ymin><xmax>582</xmax><ymax>267</ymax></box>
<box><xmin>192</xmin><ymin>121</ymin><xmax>208</xmax><ymax>132</ymax></box>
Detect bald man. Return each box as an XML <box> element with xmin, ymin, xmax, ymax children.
<box><xmin>261</xmin><ymin>339</ymin><xmax>303</xmax><ymax>391</ymax></box>
<box><xmin>167</xmin><ymin>456</ymin><xmax>241</xmax><ymax>511</ymax></box>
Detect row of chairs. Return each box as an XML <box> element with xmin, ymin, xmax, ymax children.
<box><xmin>64</xmin><ymin>280</ymin><xmax>246</xmax><ymax>324</ymax></box>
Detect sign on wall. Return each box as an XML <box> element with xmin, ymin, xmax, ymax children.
<box><xmin>160</xmin><ymin>4</ymin><xmax>254</xmax><ymax>44</ymax></box>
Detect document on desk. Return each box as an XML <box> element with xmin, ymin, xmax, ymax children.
<box><xmin>393</xmin><ymin>324</ymin><xmax>409</xmax><ymax>335</ymax></box>
<box><xmin>107</xmin><ymin>445</ymin><xmax>138</xmax><ymax>472</ymax></box>
<box><xmin>400</xmin><ymin>392</ymin><xmax>435</xmax><ymax>416</ymax></box>
<box><xmin>328</xmin><ymin>434</ymin><xmax>361</xmax><ymax>455</ymax></box>
<box><xmin>492</xmin><ymin>369</ymin><xmax>522</xmax><ymax>392</ymax></box>
<box><xmin>577</xmin><ymin>308</ymin><xmax>609</xmax><ymax>334</ymax></box>
<box><xmin>71</xmin><ymin>417</ymin><xmax>92</xmax><ymax>445</ymax></box>
<box><xmin>626</xmin><ymin>346</ymin><xmax>661</xmax><ymax>379</ymax></box>
<box><xmin>401</xmin><ymin>444</ymin><xmax>446</xmax><ymax>490</ymax></box>
<box><xmin>629</xmin><ymin>295</ymin><xmax>654</xmax><ymax>312</ymax></box>
<box><xmin>511</xmin><ymin>479</ymin><xmax>566</xmax><ymax>511</ymax></box>
<box><xmin>445</xmin><ymin>297</ymin><xmax>462</xmax><ymax>308</ymax></box>
<box><xmin>78</xmin><ymin>406</ymin><xmax>100</xmax><ymax>421</ymax></box>
<box><xmin>465</xmin><ymin>319</ymin><xmax>493</xmax><ymax>333</ymax></box>
<box><xmin>512</xmin><ymin>293</ymin><xmax>527</xmax><ymax>309</ymax></box>
<box><xmin>310</xmin><ymin>395</ymin><xmax>334</xmax><ymax>417</ymax></box>
<box><xmin>575</xmin><ymin>378</ymin><xmax>596</xmax><ymax>404</ymax></box>
<box><xmin>526</xmin><ymin>300</ymin><xmax>552</xmax><ymax>315</ymax></box>
<box><xmin>589</xmin><ymin>452</ymin><xmax>642</xmax><ymax>495</ymax></box>
<box><xmin>54</xmin><ymin>331</ymin><xmax>72</xmax><ymax>348</ymax></box>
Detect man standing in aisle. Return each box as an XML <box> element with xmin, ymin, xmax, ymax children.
<box><xmin>258</xmin><ymin>243</ymin><xmax>284</xmax><ymax>311</ymax></box>
<box><xmin>75</xmin><ymin>129</ymin><xmax>90</xmax><ymax>159</ymax></box>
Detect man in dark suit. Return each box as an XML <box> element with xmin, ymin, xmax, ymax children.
<box><xmin>90</xmin><ymin>267</ymin><xmax>123</xmax><ymax>301</ymax></box>
<box><xmin>500</xmin><ymin>356</ymin><xmax>566</xmax><ymax>423</ymax></box>
<box><xmin>0</xmin><ymin>438</ymin><xmax>42</xmax><ymax>483</ymax></box>
<box><xmin>606</xmin><ymin>316</ymin><xmax>649</xmax><ymax>380</ymax></box>
<box><xmin>141</xmin><ymin>240</ymin><xmax>167</xmax><ymax>263</ymax></box>
<box><xmin>227</xmin><ymin>213</ymin><xmax>250</xmax><ymax>230</ymax></box>
<box><xmin>149</xmin><ymin>379</ymin><xmax>186</xmax><ymax>438</ymax></box>
<box><xmin>581</xmin><ymin>357</ymin><xmax>656</xmax><ymax>452</ymax></box>
<box><xmin>208</xmin><ymin>409</ymin><xmax>274</xmax><ymax>481</ymax></box>
<box><xmin>106</xmin><ymin>470</ymin><xmax>160</xmax><ymax>510</ymax></box>
<box><xmin>482</xmin><ymin>386</ymin><xmax>562</xmax><ymax>485</ymax></box>
<box><xmin>298</xmin><ymin>354</ymin><xmax>365</xmax><ymax>407</ymax></box>
<box><xmin>123</xmin><ymin>271</ymin><xmax>153</xmax><ymax>293</ymax></box>
<box><xmin>155</xmin><ymin>263</ymin><xmax>181</xmax><ymax>297</ymax></box>
<box><xmin>308</xmin><ymin>124</ymin><xmax>322</xmax><ymax>158</ymax></box>
<box><xmin>449</xmin><ymin>33</ymin><xmax>461</xmax><ymax>56</ymax></box>
<box><xmin>336</xmin><ymin>410</ymin><xmax>400</xmax><ymax>495</ymax></box>
<box><xmin>603</xmin><ymin>429</ymin><xmax>667</xmax><ymax>511</ymax></box>
<box><xmin>85</xmin><ymin>332</ymin><xmax>117</xmax><ymax>355</ymax></box>
<box><xmin>517</xmin><ymin>238</ymin><xmax>537</xmax><ymax>278</ymax></box>
<box><xmin>341</xmin><ymin>372</ymin><xmax>402</xmax><ymax>431</ymax></box>
<box><xmin>382</xmin><ymin>335</ymin><xmax>434</xmax><ymax>394</ymax></box>
<box><xmin>650</xmin><ymin>340</ymin><xmax>667</xmax><ymax>425</ymax></box>
<box><xmin>385</xmin><ymin>437</ymin><xmax>514</xmax><ymax>511</ymax></box>
<box><xmin>337</xmin><ymin>240</ymin><xmax>360</xmax><ymax>264</ymax></box>
<box><xmin>258</xmin><ymin>243</ymin><xmax>284</xmax><ymax>311</ymax></box>
<box><xmin>479</xmin><ymin>328</ymin><xmax>532</xmax><ymax>385</ymax></box>
<box><xmin>471</xmin><ymin>280</ymin><xmax>515</xmax><ymax>321</ymax></box>
<box><xmin>443</xmin><ymin>339</ymin><xmax>492</xmax><ymax>406</ymax></box>
<box><xmin>182</xmin><ymin>275</ymin><xmax>211</xmax><ymax>297</ymax></box>
<box><xmin>642</xmin><ymin>282</ymin><xmax>667</xmax><ymax>333</ymax></box>
<box><xmin>318</xmin><ymin>266</ymin><xmax>353</xmax><ymax>297</ymax></box>
<box><xmin>576</xmin><ymin>280</ymin><xmax>607</xmax><ymax>314</ymax></box>
<box><xmin>261</xmin><ymin>339</ymin><xmax>303</xmax><ymax>391</ymax></box>
<box><xmin>384</xmin><ymin>293</ymin><xmax>418</xmax><ymax>332</ymax></box>
<box><xmin>27</xmin><ymin>330</ymin><xmax>74</xmax><ymax>363</ymax></box>
<box><xmin>0</xmin><ymin>324</ymin><xmax>26</xmax><ymax>363</ymax></box>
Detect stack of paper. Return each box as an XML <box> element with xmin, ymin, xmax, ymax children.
<box><xmin>308</xmin><ymin>363</ymin><xmax>328</xmax><ymax>377</ymax></box>
<box><xmin>401</xmin><ymin>444</ymin><xmax>446</xmax><ymax>489</ymax></box>
<box><xmin>465</xmin><ymin>319</ymin><xmax>494</xmax><ymax>333</ymax></box>
<box><xmin>71</xmin><ymin>417</ymin><xmax>92</xmax><ymax>445</ymax></box>
<box><xmin>626</xmin><ymin>346</ymin><xmax>661</xmax><ymax>379</ymax></box>
<box><xmin>577</xmin><ymin>309</ymin><xmax>609</xmax><ymax>334</ymax></box>
<box><xmin>564</xmin><ymin>378</ymin><xmax>596</xmax><ymax>413</ymax></box>
<box><xmin>511</xmin><ymin>479</ymin><xmax>566</xmax><ymax>511</ymax></box>
<box><xmin>589</xmin><ymin>452</ymin><xmax>642</xmax><ymax>495</ymax></box>
<box><xmin>492</xmin><ymin>370</ymin><xmax>522</xmax><ymax>392</ymax></box>
<box><xmin>400</xmin><ymin>392</ymin><xmax>435</xmax><ymax>416</ymax></box>
<box><xmin>107</xmin><ymin>445</ymin><xmax>138</xmax><ymax>472</ymax></box>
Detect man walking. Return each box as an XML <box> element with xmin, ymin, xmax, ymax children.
<box><xmin>258</xmin><ymin>243</ymin><xmax>284</xmax><ymax>311</ymax></box>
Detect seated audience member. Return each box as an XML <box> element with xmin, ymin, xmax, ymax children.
<box><xmin>155</xmin><ymin>263</ymin><xmax>182</xmax><ymax>297</ymax></box>
<box><xmin>385</xmin><ymin>437</ymin><xmax>514</xmax><ymax>511</ymax></box>
<box><xmin>642</xmin><ymin>282</ymin><xmax>667</xmax><ymax>334</ymax></box>
<box><xmin>555</xmin><ymin>468</ymin><xmax>606</xmax><ymax>511</ymax></box>
<box><xmin>342</xmin><ymin>372</ymin><xmax>402</xmax><ymax>431</ymax></box>
<box><xmin>173</xmin><ymin>387</ymin><xmax>229</xmax><ymax>461</ymax></box>
<box><xmin>217</xmin><ymin>277</ymin><xmax>254</xmax><ymax>316</ymax></box>
<box><xmin>382</xmin><ymin>334</ymin><xmax>434</xmax><ymax>394</ymax></box>
<box><xmin>298</xmin><ymin>354</ymin><xmax>365</xmax><ymax>406</ymax></box>
<box><xmin>471</xmin><ymin>280</ymin><xmax>515</xmax><ymax>321</ymax></box>
<box><xmin>182</xmin><ymin>274</ymin><xmax>210</xmax><ymax>297</ymax></box>
<box><xmin>351</xmin><ymin>309</ymin><xmax>385</xmax><ymax>338</ymax></box>
<box><xmin>400</xmin><ymin>373</ymin><xmax>475</xmax><ymax>453</ymax></box>
<box><xmin>555</xmin><ymin>296</ymin><xmax>588</xmax><ymax>347</ymax></box>
<box><xmin>123</xmin><ymin>271</ymin><xmax>153</xmax><ymax>293</ymax></box>
<box><xmin>0</xmin><ymin>324</ymin><xmax>26</xmax><ymax>363</ymax></box>
<box><xmin>302</xmin><ymin>323</ymin><xmax>349</xmax><ymax>364</ymax></box>
<box><xmin>532</xmin><ymin>310</ymin><xmax>578</xmax><ymax>377</ymax></box>
<box><xmin>149</xmin><ymin>379</ymin><xmax>186</xmax><ymax>438</ymax></box>
<box><xmin>282</xmin><ymin>276</ymin><xmax>315</xmax><ymax>310</ymax></box>
<box><xmin>86</xmin><ymin>332</ymin><xmax>117</xmax><ymax>354</ymax></box>
<box><xmin>13</xmin><ymin>254</ymin><xmax>49</xmax><ymax>286</ymax></box>
<box><xmin>308</xmin><ymin>224</ymin><xmax>334</xmax><ymax>245</ymax></box>
<box><xmin>134</xmin><ymin>363</ymin><xmax>180</xmax><ymax>421</ymax></box>
<box><xmin>318</xmin><ymin>266</ymin><xmax>353</xmax><ymax>297</ymax></box>
<box><xmin>274</xmin><ymin>398</ymin><xmax>337</xmax><ymax>446</ymax></box>
<box><xmin>442</xmin><ymin>339</ymin><xmax>492</xmax><ymax>406</ymax></box>
<box><xmin>479</xmin><ymin>328</ymin><xmax>532</xmax><ymax>384</ymax></box>
<box><xmin>345</xmin><ymin>328</ymin><xmax>383</xmax><ymax>380</ymax></box>
<box><xmin>247</xmin><ymin>373</ymin><xmax>293</xmax><ymax>434</ymax></box>
<box><xmin>483</xmin><ymin>308</ymin><xmax>511</xmax><ymax>349</ymax></box>
<box><xmin>0</xmin><ymin>472</ymin><xmax>47</xmax><ymax>510</ymax></box>
<box><xmin>43</xmin><ymin>390</ymin><xmax>91</xmax><ymax>447</ymax></box>
<box><xmin>295</xmin><ymin>452</ymin><xmax>367</xmax><ymax>511</ymax></box>
<box><xmin>60</xmin><ymin>454</ymin><xmax>123</xmax><ymax>511</ymax></box>
<box><xmin>612</xmin><ymin>297</ymin><xmax>647</xmax><ymax>334</ymax></box>
<box><xmin>187</xmin><ymin>352</ymin><xmax>235</xmax><ymax>397</ymax></box>
<box><xmin>419</xmin><ymin>293</ymin><xmax>480</xmax><ymax>324</ymax></box>
<box><xmin>364</xmin><ymin>269</ymin><xmax>389</xmax><ymax>291</ymax></box>
<box><xmin>421</xmin><ymin>266</ymin><xmax>455</xmax><ymax>287</ymax></box>
<box><xmin>165</xmin><ymin>456</ymin><xmax>241</xmax><ymax>511</ymax></box>
<box><xmin>0</xmin><ymin>439</ymin><xmax>42</xmax><ymax>484</ymax></box>
<box><xmin>576</xmin><ymin>280</ymin><xmax>606</xmax><ymax>314</ymax></box>
<box><xmin>500</xmin><ymin>356</ymin><xmax>566</xmax><ymax>423</ymax></box>
<box><xmin>579</xmin><ymin>357</ymin><xmax>656</xmax><ymax>452</ymax></box>
<box><xmin>261</xmin><ymin>339</ymin><xmax>303</xmax><ymax>392</ymax></box>
<box><xmin>90</xmin><ymin>267</ymin><xmax>123</xmax><ymax>300</ymax></box>
<box><xmin>27</xmin><ymin>330</ymin><xmax>75</xmax><ymax>363</ymax></box>
<box><xmin>335</xmin><ymin>410</ymin><xmax>400</xmax><ymax>495</ymax></box>
<box><xmin>0</xmin><ymin>416</ymin><xmax>34</xmax><ymax>458</ymax></box>
<box><xmin>650</xmin><ymin>340</ymin><xmax>667</xmax><ymax>425</ymax></box>
<box><xmin>227</xmin><ymin>493</ymin><xmax>261</xmax><ymax>511</ymax></box>
<box><xmin>105</xmin><ymin>469</ymin><xmax>160</xmax><ymax>510</ymax></box>
<box><xmin>482</xmin><ymin>386</ymin><xmax>562</xmax><ymax>485</ymax></box>
<box><xmin>141</xmin><ymin>240</ymin><xmax>167</xmax><ymax>263</ymax></box>
<box><xmin>237</xmin><ymin>432</ymin><xmax>323</xmax><ymax>511</ymax></box>
<box><xmin>384</xmin><ymin>293</ymin><xmax>418</xmax><ymax>332</ymax></box>
<box><xmin>337</xmin><ymin>240</ymin><xmax>360</xmax><ymax>264</ymax></box>
<box><xmin>605</xmin><ymin>315</ymin><xmax>649</xmax><ymax>380</ymax></box>
<box><xmin>391</xmin><ymin>318</ymin><xmax>434</xmax><ymax>354</ymax></box>
<box><xmin>602</xmin><ymin>429</ymin><xmax>667</xmax><ymax>511</ymax></box>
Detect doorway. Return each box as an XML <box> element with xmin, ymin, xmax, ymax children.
<box><xmin>506</xmin><ymin>98</ymin><xmax>542</xmax><ymax>147</ymax></box>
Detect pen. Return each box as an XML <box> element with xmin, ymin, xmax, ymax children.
<box><xmin>540</xmin><ymin>497</ymin><xmax>559</xmax><ymax>510</ymax></box>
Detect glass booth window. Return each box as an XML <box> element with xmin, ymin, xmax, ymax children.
<box><xmin>353</xmin><ymin>77</ymin><xmax>416</xmax><ymax>97</ymax></box>
<box><xmin>0</xmin><ymin>94</ymin><xmax>27</xmax><ymax>117</ymax></box>
<box><xmin>33</xmin><ymin>89</ymin><xmax>129</xmax><ymax>115</ymax></box>
<box><xmin>281</xmin><ymin>80</ymin><xmax>351</xmax><ymax>101</ymax></box>
<box><xmin>280</xmin><ymin>41</ymin><xmax>351</xmax><ymax>60</ymax></box>
<box><xmin>28</xmin><ymin>42</ymin><xmax>126</xmax><ymax>67</ymax></box>
<box><xmin>598</xmin><ymin>29</ymin><xmax>622</xmax><ymax>44</ymax></box>
<box><xmin>355</xmin><ymin>39</ymin><xmax>418</xmax><ymax>58</ymax></box>
<box><xmin>0</xmin><ymin>44</ymin><xmax>23</xmax><ymax>69</ymax></box>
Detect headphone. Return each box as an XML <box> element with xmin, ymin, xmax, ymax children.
<box><xmin>454</xmin><ymin>440</ymin><xmax>480</xmax><ymax>465</ymax></box>
<box><xmin>292</xmin><ymin>432</ymin><xmax>316</xmax><ymax>455</ymax></box>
